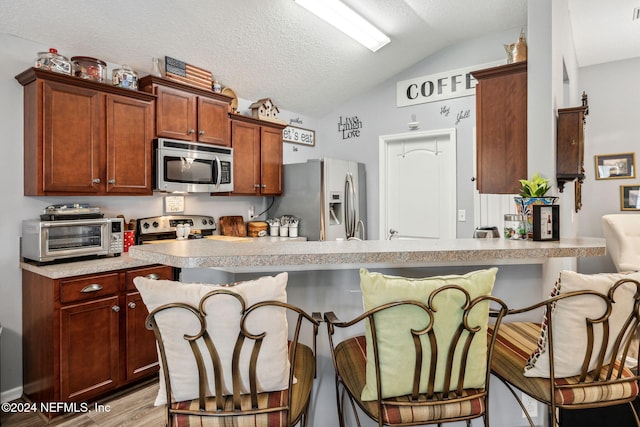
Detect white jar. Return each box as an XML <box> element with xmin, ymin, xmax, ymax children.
<box><xmin>270</xmin><ymin>224</ymin><xmax>279</xmax><ymax>237</ymax></box>
<box><xmin>280</xmin><ymin>226</ymin><xmax>289</xmax><ymax>237</ymax></box>
<box><xmin>289</xmin><ymin>225</ymin><xmax>298</xmax><ymax>238</ymax></box>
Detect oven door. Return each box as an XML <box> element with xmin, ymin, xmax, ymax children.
<box><xmin>41</xmin><ymin>220</ymin><xmax>110</xmax><ymax>261</ymax></box>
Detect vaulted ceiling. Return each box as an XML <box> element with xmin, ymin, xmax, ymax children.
<box><xmin>2</xmin><ymin>1</ymin><xmax>638</xmax><ymax>117</ymax></box>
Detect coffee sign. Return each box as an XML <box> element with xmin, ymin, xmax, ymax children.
<box><xmin>396</xmin><ymin>61</ymin><xmax>503</xmax><ymax>107</ymax></box>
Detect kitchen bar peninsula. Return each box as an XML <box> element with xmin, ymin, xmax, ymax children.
<box><xmin>127</xmin><ymin>237</ymin><xmax>606</xmax><ymax>271</ymax></box>
<box><xmin>126</xmin><ymin>237</ymin><xmax>605</xmax><ymax>427</ymax></box>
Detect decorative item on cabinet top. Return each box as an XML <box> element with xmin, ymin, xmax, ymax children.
<box><xmin>222</xmin><ymin>87</ymin><xmax>238</xmax><ymax>113</ymax></box>
<box><xmin>504</xmin><ymin>29</ymin><xmax>527</xmax><ymax>64</ymax></box>
<box><xmin>249</xmin><ymin>98</ymin><xmax>286</xmax><ymax>124</ymax></box>
<box><xmin>164</xmin><ymin>55</ymin><xmax>213</xmax><ymax>91</ymax></box>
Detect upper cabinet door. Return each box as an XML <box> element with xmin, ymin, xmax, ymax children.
<box><xmin>42</xmin><ymin>80</ymin><xmax>103</xmax><ymax>194</ymax></box>
<box><xmin>105</xmin><ymin>94</ymin><xmax>154</xmax><ymax>194</ymax></box>
<box><xmin>197</xmin><ymin>97</ymin><xmax>230</xmax><ymax>146</ymax></box>
<box><xmin>260</xmin><ymin>125</ymin><xmax>284</xmax><ymax>195</ymax></box>
<box><xmin>230</xmin><ymin>119</ymin><xmax>261</xmax><ymax>195</ymax></box>
<box><xmin>155</xmin><ymin>85</ymin><xmax>197</xmax><ymax>141</ymax></box>
<box><xmin>472</xmin><ymin>62</ymin><xmax>527</xmax><ymax>194</ymax></box>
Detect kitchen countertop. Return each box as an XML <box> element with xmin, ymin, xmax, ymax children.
<box><xmin>19</xmin><ymin>236</ymin><xmax>307</xmax><ymax>279</ymax></box>
<box><xmin>20</xmin><ymin>253</ymin><xmax>159</xmax><ymax>279</ymax></box>
<box><xmin>127</xmin><ymin>237</ymin><xmax>607</xmax><ymax>272</ymax></box>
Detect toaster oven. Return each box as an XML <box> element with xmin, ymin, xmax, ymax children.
<box><xmin>21</xmin><ymin>217</ymin><xmax>124</xmax><ymax>264</ymax></box>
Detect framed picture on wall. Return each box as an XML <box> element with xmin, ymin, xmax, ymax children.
<box><xmin>620</xmin><ymin>185</ymin><xmax>640</xmax><ymax>210</ymax></box>
<box><xmin>595</xmin><ymin>153</ymin><xmax>636</xmax><ymax>179</ymax></box>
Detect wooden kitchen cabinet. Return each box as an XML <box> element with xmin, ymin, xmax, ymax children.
<box><xmin>139</xmin><ymin>75</ymin><xmax>232</xmax><ymax>146</ymax></box>
<box><xmin>16</xmin><ymin>68</ymin><xmax>155</xmax><ymax>196</ymax></box>
<box><xmin>556</xmin><ymin>94</ymin><xmax>588</xmax><ymax>191</ymax></box>
<box><xmin>22</xmin><ymin>264</ymin><xmax>173</xmax><ymax>412</ymax></box>
<box><xmin>471</xmin><ymin>61</ymin><xmax>528</xmax><ymax>194</ymax></box>
<box><xmin>229</xmin><ymin>114</ymin><xmax>285</xmax><ymax>196</ymax></box>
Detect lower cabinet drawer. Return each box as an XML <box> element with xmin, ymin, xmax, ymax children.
<box><xmin>60</xmin><ymin>273</ymin><xmax>120</xmax><ymax>304</ymax></box>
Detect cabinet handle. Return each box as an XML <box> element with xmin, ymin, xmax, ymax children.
<box><xmin>571</xmin><ymin>139</ymin><xmax>577</xmax><ymax>146</ymax></box>
<box><xmin>188</xmin><ymin>129</ymin><xmax>195</xmax><ymax>135</ymax></box>
<box><xmin>108</xmin><ymin>179</ymin><xmax>116</xmax><ymax>184</ymax></box>
<box><xmin>80</xmin><ymin>284</ymin><xmax>103</xmax><ymax>293</ymax></box>
<box><xmin>254</xmin><ymin>184</ymin><xmax>260</xmax><ymax>188</ymax></box>
<box><xmin>112</xmin><ymin>305</ymin><xmax>120</xmax><ymax>313</ymax></box>
<box><xmin>261</xmin><ymin>184</ymin><xmax>267</xmax><ymax>188</ymax></box>
<box><xmin>145</xmin><ymin>273</ymin><xmax>160</xmax><ymax>280</ymax></box>
<box><xmin>198</xmin><ymin>130</ymin><xmax>205</xmax><ymax>135</ymax></box>
<box><xmin>128</xmin><ymin>302</ymin><xmax>136</xmax><ymax>309</ymax></box>
<box><xmin>92</xmin><ymin>178</ymin><xmax>101</xmax><ymax>184</ymax></box>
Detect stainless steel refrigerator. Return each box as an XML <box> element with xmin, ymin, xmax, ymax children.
<box><xmin>272</xmin><ymin>158</ymin><xmax>366</xmax><ymax>241</ymax></box>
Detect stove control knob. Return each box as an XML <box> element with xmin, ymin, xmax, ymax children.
<box><xmin>202</xmin><ymin>218</ymin><xmax>208</xmax><ymax>226</ymax></box>
<box><xmin>142</xmin><ymin>222</ymin><xmax>150</xmax><ymax>229</ymax></box>
<box><xmin>152</xmin><ymin>221</ymin><xmax>159</xmax><ymax>228</ymax></box>
<box><xmin>208</xmin><ymin>219</ymin><xmax>214</xmax><ymax>225</ymax></box>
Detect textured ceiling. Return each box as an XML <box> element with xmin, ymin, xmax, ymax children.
<box><xmin>1</xmin><ymin>1</ymin><xmax>636</xmax><ymax>117</ymax></box>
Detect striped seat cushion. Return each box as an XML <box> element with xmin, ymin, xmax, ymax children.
<box><xmin>335</xmin><ymin>336</ymin><xmax>486</xmax><ymax>424</ymax></box>
<box><xmin>170</xmin><ymin>343</ymin><xmax>315</xmax><ymax>427</ymax></box>
<box><xmin>489</xmin><ymin>322</ymin><xmax>639</xmax><ymax>406</ymax></box>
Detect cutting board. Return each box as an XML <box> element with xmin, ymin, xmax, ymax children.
<box><xmin>219</xmin><ymin>216</ymin><xmax>246</xmax><ymax>237</ymax></box>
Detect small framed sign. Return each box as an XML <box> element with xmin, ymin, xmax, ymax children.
<box><xmin>283</xmin><ymin>125</ymin><xmax>315</xmax><ymax>146</ymax></box>
<box><xmin>532</xmin><ymin>205</ymin><xmax>560</xmax><ymax>241</ymax></box>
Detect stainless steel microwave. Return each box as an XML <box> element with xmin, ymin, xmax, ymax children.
<box><xmin>154</xmin><ymin>138</ymin><xmax>234</xmax><ymax>193</ymax></box>
<box><xmin>21</xmin><ymin>217</ymin><xmax>124</xmax><ymax>264</ymax></box>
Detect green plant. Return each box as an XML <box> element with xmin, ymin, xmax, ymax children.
<box><xmin>518</xmin><ymin>172</ymin><xmax>551</xmax><ymax>197</ymax></box>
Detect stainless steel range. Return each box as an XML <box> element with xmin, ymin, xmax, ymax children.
<box><xmin>136</xmin><ymin>214</ymin><xmax>216</xmax><ymax>244</ymax></box>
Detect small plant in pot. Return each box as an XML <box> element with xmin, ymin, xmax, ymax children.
<box><xmin>518</xmin><ymin>172</ymin><xmax>551</xmax><ymax>198</ymax></box>
<box><xmin>514</xmin><ymin>173</ymin><xmax>558</xmax><ymax>237</ymax></box>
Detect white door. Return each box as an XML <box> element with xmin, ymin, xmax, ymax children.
<box><xmin>379</xmin><ymin>129</ymin><xmax>456</xmax><ymax>240</ymax></box>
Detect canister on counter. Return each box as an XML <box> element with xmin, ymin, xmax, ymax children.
<box><xmin>504</xmin><ymin>214</ymin><xmax>526</xmax><ymax>240</ymax></box>
<box><xmin>247</xmin><ymin>221</ymin><xmax>268</xmax><ymax>237</ymax></box>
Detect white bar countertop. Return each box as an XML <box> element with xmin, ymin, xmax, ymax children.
<box><xmin>126</xmin><ymin>237</ymin><xmax>607</xmax><ymax>272</ymax></box>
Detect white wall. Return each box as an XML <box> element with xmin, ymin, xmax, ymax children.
<box><xmin>578</xmin><ymin>56</ymin><xmax>640</xmax><ymax>273</ymax></box>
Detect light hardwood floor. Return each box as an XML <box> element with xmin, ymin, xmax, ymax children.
<box><xmin>2</xmin><ymin>381</ymin><xmax>164</xmax><ymax>426</ymax></box>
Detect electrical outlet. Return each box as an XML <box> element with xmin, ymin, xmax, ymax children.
<box><xmin>521</xmin><ymin>392</ymin><xmax>538</xmax><ymax>418</ymax></box>
<box><xmin>457</xmin><ymin>209</ymin><xmax>466</xmax><ymax>222</ymax></box>
<box><xmin>248</xmin><ymin>206</ymin><xmax>255</xmax><ymax>219</ymax></box>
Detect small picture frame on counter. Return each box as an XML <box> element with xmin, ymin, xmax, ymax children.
<box><xmin>532</xmin><ymin>205</ymin><xmax>559</xmax><ymax>241</ymax></box>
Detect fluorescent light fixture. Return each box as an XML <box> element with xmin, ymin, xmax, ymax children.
<box><xmin>295</xmin><ymin>0</ymin><xmax>390</xmax><ymax>52</ymax></box>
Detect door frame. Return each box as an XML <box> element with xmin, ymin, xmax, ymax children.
<box><xmin>378</xmin><ymin>128</ymin><xmax>457</xmax><ymax>240</ymax></box>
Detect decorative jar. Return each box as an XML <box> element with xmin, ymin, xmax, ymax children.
<box><xmin>112</xmin><ymin>65</ymin><xmax>138</xmax><ymax>90</ymax></box>
<box><xmin>504</xmin><ymin>214</ymin><xmax>526</xmax><ymax>240</ymax></box>
<box><xmin>71</xmin><ymin>56</ymin><xmax>107</xmax><ymax>82</ymax></box>
<box><xmin>35</xmin><ymin>48</ymin><xmax>71</xmax><ymax>75</ymax></box>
